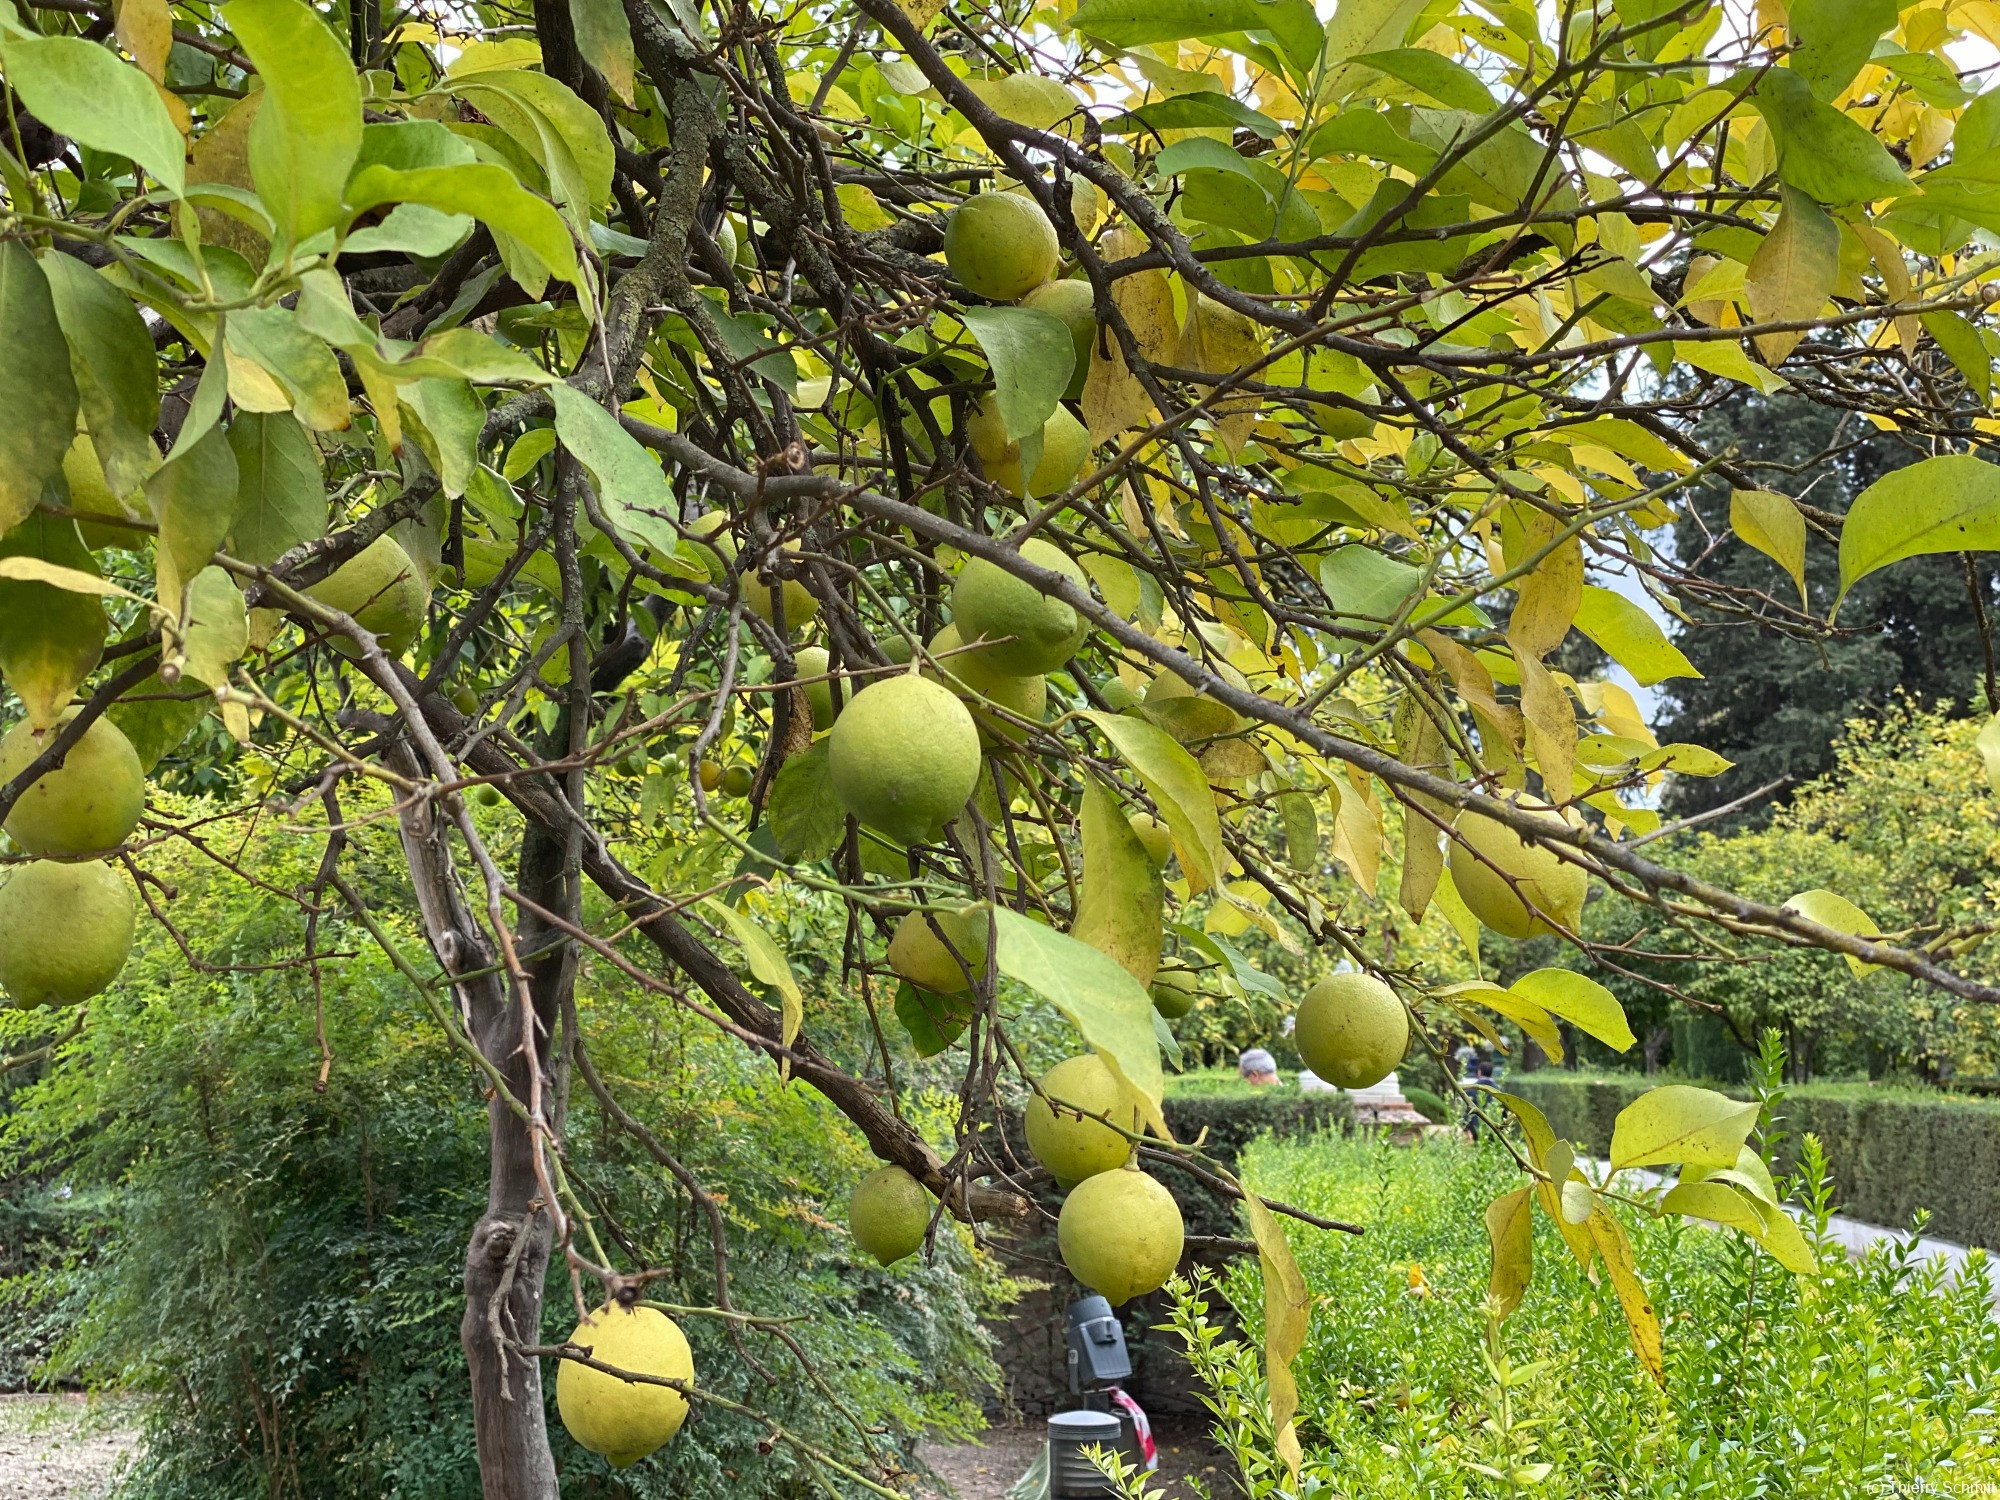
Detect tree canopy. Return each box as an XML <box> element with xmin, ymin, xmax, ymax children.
<box><xmin>6</xmin><ymin>0</ymin><xmax>2000</xmax><ymax>1487</ymax></box>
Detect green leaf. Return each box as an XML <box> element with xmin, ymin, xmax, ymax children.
<box><xmin>41</xmin><ymin>253</ymin><xmax>159</xmax><ymax>499</ymax></box>
<box><xmin>769</xmin><ymin>742</ymin><xmax>845</xmax><ymax>862</ymax></box>
<box><xmin>1067</xmin><ymin>0</ymin><xmax>1323</xmax><ymax>70</ymax></box>
<box><xmin>1752</xmin><ymin>68</ymin><xmax>1910</xmax><ymax>206</ymax></box>
<box><xmin>1321</xmin><ymin>0</ymin><xmax>1429</xmax><ymax>97</ymax></box>
<box><xmin>1787</xmin><ymin>0</ymin><xmax>1898</xmax><ymax>101</ymax></box>
<box><xmin>0</xmin><ymin>243</ymin><xmax>80</xmax><ymax>534</ymax></box>
<box><xmin>894</xmin><ymin>981</ymin><xmax>973</xmax><ymax>1057</ymax></box>
<box><xmin>1318</xmin><ymin>543</ymin><xmax>1419</xmax><ymax>623</ymax></box>
<box><xmin>991</xmin><ymin>906</ymin><xmax>1166</xmax><ymax>1135</ymax></box>
<box><xmin>1509</xmin><ymin>969</ymin><xmax>1636</xmax><ymax>1052</ymax></box>
<box><xmin>1242</xmin><ymin>1194</ymin><xmax>1310</xmax><ymax>1484</ymax></box>
<box><xmin>346</xmin><ymin>163</ymin><xmax>583</xmax><ymax>291</ymax></box>
<box><xmin>1079</xmin><ymin>709</ymin><xmax>1226</xmax><ymax>893</ymax></box>
<box><xmin>1485</xmin><ymin>1187</ymin><xmax>1534</xmax><ymax>1321</ymax></box>
<box><xmin>1071</xmin><ymin>777</ymin><xmax>1165</xmax><ymax>986</ymax></box>
<box><xmin>399</xmin><ymin>378</ymin><xmax>484</xmax><ymax>499</ymax></box>
<box><xmin>1354</xmin><ymin>48</ymin><xmax>1493</xmax><ymax>111</ymax></box>
<box><xmin>547</xmin><ymin>384</ymin><xmax>688</xmax><ymax>561</ymax></box>
<box><xmin>1277</xmin><ymin>789</ymin><xmax>1317</xmax><ymax>871</ymax></box>
<box><xmin>1782</xmin><ymin>887</ymin><xmax>1884</xmax><ymax>976</ymax></box>
<box><xmin>227</xmin><ymin>413</ymin><xmax>327</xmax><ymax>565</ymax></box>
<box><xmin>1921</xmin><ymin>310</ymin><xmax>1992</xmax><ymax>406</ymax></box>
<box><xmin>109</xmin><ymin>670</ymin><xmax>212</xmax><ymax>771</ymax></box>
<box><xmin>1609</xmin><ymin>1085</ymin><xmax>1759</xmax><ymax>1172</ymax></box>
<box><xmin>226</xmin><ymin>307</ymin><xmax>350</xmax><ymax>431</ymax></box>
<box><xmin>1729</xmin><ymin>488</ymin><xmax>1808</xmax><ymax>604</ymax></box>
<box><xmin>146</xmin><ymin>424</ymin><xmax>242</xmax><ymax>612</ymax></box>
<box><xmin>1571</xmin><ymin>585</ymin><xmax>1699</xmax><ymax>686</ymax></box>
<box><xmin>1837</xmin><ymin>453</ymin><xmax>2000</xmax><ymax>605</ymax></box>
<box><xmin>228</xmin><ymin>0</ymin><xmax>363</xmax><ymax>246</ymax></box>
<box><xmin>172</xmin><ymin>564</ymin><xmax>248</xmax><ymax>689</ymax></box>
<box><xmin>1659</xmin><ymin>1179</ymin><xmax>1768</xmax><ymax>1236</ymax></box>
<box><xmin>0</xmin><ymin>34</ymin><xmax>186</xmax><ymax>194</ymax></box>
<box><xmin>567</xmin><ymin>0</ymin><xmax>636</xmax><ymax>104</ymax></box>
<box><xmin>460</xmin><ymin>70</ymin><xmax>615</xmax><ymax>224</ymax></box>
<box><xmin>0</xmin><ymin>512</ymin><xmax>106</xmax><ymax>730</ymax></box>
<box><xmin>961</xmin><ymin>305</ymin><xmax>1075</xmax><ymax>444</ymax></box>
<box><xmin>702</xmin><ymin>896</ymin><xmax>805</xmax><ymax>1048</ymax></box>
<box><xmin>1105</xmin><ymin>93</ymin><xmax>1281</xmax><ymax>138</ymax></box>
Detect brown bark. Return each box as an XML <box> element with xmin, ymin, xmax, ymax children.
<box><xmin>384</xmin><ymin>738</ymin><xmax>562</xmax><ymax>1498</ymax></box>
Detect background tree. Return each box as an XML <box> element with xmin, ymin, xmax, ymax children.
<box><xmin>1656</xmin><ymin>391</ymin><xmax>2000</xmax><ymax>825</ymax></box>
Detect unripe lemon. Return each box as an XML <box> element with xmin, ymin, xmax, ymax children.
<box><xmin>306</xmin><ymin>535</ymin><xmax>429</xmax><ymax>658</ymax></box>
<box><xmin>795</xmin><ymin>646</ymin><xmax>837</xmax><ymax>731</ymax></box>
<box><xmin>951</xmin><ymin>539</ymin><xmax>1090</xmax><ymax>676</ymax></box>
<box><xmin>698</xmin><ymin>760</ymin><xmax>723</xmax><ymax>792</ymax></box>
<box><xmin>0</xmin><ymin>859</ymin><xmax>135</xmax><ymax>1006</ymax></box>
<box><xmin>0</xmin><ymin>712</ymin><xmax>145</xmax><ymax>856</ymax></box>
<box><xmin>1294</xmin><ymin>972</ymin><xmax>1408</xmax><ymax>1090</ymax></box>
<box><xmin>1022</xmin><ymin>279</ymin><xmax>1096</xmax><ymax>400</ymax></box>
<box><xmin>1057</xmin><ymin>1167</ymin><xmax>1184</xmax><ymax>1306</ymax></box>
<box><xmin>1128</xmin><ymin>812</ymin><xmax>1172</xmax><ymax>868</ymax></box>
<box><xmin>556</xmin><ymin>1304</ymin><xmax>693</xmax><ymax>1468</ymax></box>
<box><xmin>1024</xmin><ymin>1054</ymin><xmax>1138</xmax><ymax>1184</ymax></box>
<box><xmin>943</xmin><ymin>192</ymin><xmax>1059</xmax><ymax>301</ymax></box>
<box><xmin>828</xmin><ymin>674</ymin><xmax>981</xmax><ymax>845</ymax></box>
<box><xmin>924</xmin><ymin>624</ymin><xmax>1046</xmax><ymax>744</ymax></box>
<box><xmin>1149</xmin><ymin>968</ymin><xmax>1198</xmax><ymax>1020</ymax></box>
<box><xmin>978</xmin><ymin>406</ymin><xmax>1091</xmax><ymax>500</ymax></box>
<box><xmin>720</xmin><ymin>764</ymin><xmax>755</xmax><ymax>798</ymax></box>
<box><xmin>849</xmin><ymin>1165</ymin><xmax>933</xmax><ymax>1265</ymax></box>
<box><xmin>1448</xmin><ymin>806</ymin><xmax>1588</xmax><ymax>939</ymax></box>
<box><xmin>689</xmin><ymin>519</ymin><xmax>818</xmax><ymax>634</ymax></box>
<box><xmin>887</xmin><ymin>905</ymin><xmax>989</xmax><ymax>994</ymax></box>
<box><xmin>743</xmin><ymin>545</ymin><xmax>819</xmax><ymax>635</ymax></box>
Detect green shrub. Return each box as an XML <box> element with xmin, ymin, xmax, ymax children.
<box><xmin>1506</xmin><ymin>1071</ymin><xmax>2000</xmax><ymax>1247</ymax></box>
<box><xmin>1159</xmin><ymin>1130</ymin><xmax>2000</xmax><ymax>1498</ymax></box>
<box><xmin>0</xmin><ymin>806</ymin><xmax>1004</xmax><ymax>1499</ymax></box>
<box><xmin>1401</xmin><ymin>1087</ymin><xmax>1448</xmax><ymax>1124</ymax></box>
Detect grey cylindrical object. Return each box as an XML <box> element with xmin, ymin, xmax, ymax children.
<box><xmin>1048</xmin><ymin>1410</ymin><xmax>1123</xmax><ymax>1497</ymax></box>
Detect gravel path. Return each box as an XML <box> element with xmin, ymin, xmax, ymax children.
<box><xmin>0</xmin><ymin>1394</ymin><xmax>140</xmax><ymax>1500</ymax></box>
<box><xmin>920</xmin><ymin>1418</ymin><xmax>1234</xmax><ymax>1499</ymax></box>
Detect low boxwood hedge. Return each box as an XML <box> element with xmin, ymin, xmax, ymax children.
<box><xmin>1160</xmin><ymin>1088</ymin><xmax>1354</xmax><ymax>1171</ymax></box>
<box><xmin>1503</xmin><ymin>1072</ymin><xmax>2000</xmax><ymax>1250</ymax></box>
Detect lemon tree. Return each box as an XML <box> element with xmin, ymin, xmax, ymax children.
<box><xmin>4</xmin><ymin>0</ymin><xmax>2000</xmax><ymax>1486</ymax></box>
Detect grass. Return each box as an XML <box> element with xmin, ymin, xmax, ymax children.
<box><xmin>1159</xmin><ymin>1127</ymin><xmax>2000</xmax><ymax>1499</ymax></box>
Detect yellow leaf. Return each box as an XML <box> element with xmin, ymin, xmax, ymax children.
<box><xmin>1587</xmin><ymin>1206</ymin><xmax>1663</xmax><ymax>1384</ymax></box>
<box><xmin>1394</xmin><ymin>697</ymin><xmax>1450</xmax><ymax>921</ymax></box>
<box><xmin>1327</xmin><ymin>767</ymin><xmax>1381</xmax><ymax>894</ymax></box>
<box><xmin>1081</xmin><ymin>228</ymin><xmax>1174</xmax><ymax>442</ymax></box>
<box><xmin>1744</xmin><ymin>187</ymin><xmax>1839</xmax><ymax>365</ymax></box>
<box><xmin>1675</xmin><ymin>336</ymin><xmax>1790</xmax><ymax>393</ymax></box>
<box><xmin>1072</xmin><ymin>777</ymin><xmax>1165</xmax><ymax>986</ymax></box>
<box><xmin>1782</xmin><ymin>887</ymin><xmax>1884</xmax><ymax>976</ymax></box>
<box><xmin>1729</xmin><ymin>488</ymin><xmax>1809</xmax><ymax>606</ymax></box>
<box><xmin>1512</xmin><ymin>649</ymin><xmax>1575</xmax><ymax>798</ymax></box>
<box><xmin>113</xmin><ymin>0</ymin><xmax>173</xmax><ymax>82</ymax></box>
<box><xmin>1485</xmin><ymin>1188</ymin><xmax>1534</xmax><ymax>1320</ymax></box>
<box><xmin>1510</xmin><ymin>532</ymin><xmax>1583</xmax><ymax>660</ymax></box>
<box><xmin>1243</xmin><ymin>1195</ymin><xmax>1310</xmax><ymax>1485</ymax></box>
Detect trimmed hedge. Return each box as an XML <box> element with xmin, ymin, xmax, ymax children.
<box><xmin>1505</xmin><ymin>1072</ymin><xmax>2000</xmax><ymax>1250</ymax></box>
<box><xmin>1160</xmin><ymin>1089</ymin><xmax>1353</xmax><ymax>1170</ymax></box>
